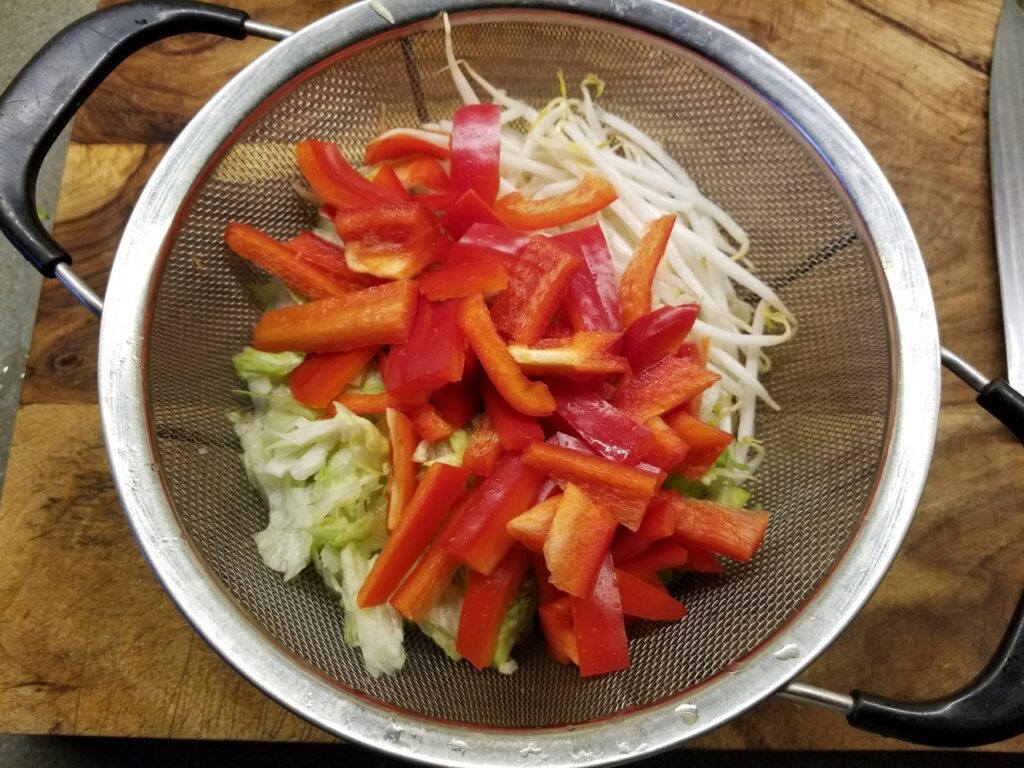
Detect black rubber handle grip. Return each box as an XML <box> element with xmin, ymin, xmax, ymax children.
<box><xmin>847</xmin><ymin>376</ymin><xmax>1024</xmax><ymax>746</ymax></box>
<box><xmin>0</xmin><ymin>1</ymin><xmax>249</xmax><ymax>278</ymax></box>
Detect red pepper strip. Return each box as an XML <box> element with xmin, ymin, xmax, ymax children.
<box><xmin>286</xmin><ymin>231</ymin><xmax>381</xmax><ymax>287</ymax></box>
<box><xmin>370</xmin><ymin>164</ymin><xmax>411</xmax><ymax>199</ymax></box>
<box><xmin>521</xmin><ymin>442</ymin><xmax>660</xmax><ymax>531</ymax></box>
<box><xmin>545</xmin><ymin>432</ymin><xmax>666</xmax><ymax>481</ymax></box>
<box><xmin>610</xmin><ymin>495</ymin><xmax>677</xmax><ymax>563</ymax></box>
<box><xmin>413</xmin><ymin>191</ymin><xmax>460</xmax><ymax>213</ymax></box>
<box><xmin>458</xmin><ymin>223</ymin><xmax>532</xmax><ymax>256</ymax></box>
<box><xmin>253</xmin><ymin>280</ymin><xmax>417</xmax><ymax>353</ymax></box>
<box><xmin>548</xmin><ymin>380</ymin><xmax>651</xmax><ymax>464</ymax></box>
<box><xmin>385</xmin><ymin>408</ymin><xmax>419</xmax><ymax>531</ymax></box>
<box><xmin>612</xmin><ymin>356</ymin><xmax>720</xmax><ymax>424</ymax></box>
<box><xmin>677</xmin><ymin>338</ymin><xmax>711</xmax><ymax>364</ymax></box>
<box><xmin>544</xmin><ymin>484</ymin><xmax>617</xmax><ymax>598</ymax></box>
<box><xmin>663</xmin><ymin>409</ymin><xmax>734</xmax><ymax>478</ymax></box>
<box><xmin>408</xmin><ymin>402</ymin><xmax>456</xmax><ymax>442</ymax></box>
<box><xmin>685</xmin><ymin>548</ymin><xmax>724</xmax><ymax>573</ymax></box>
<box><xmin>456</xmin><ymin>544</ymin><xmax>531</xmax><ymax>670</ymax></box>
<box><xmin>296</xmin><ymin>139</ymin><xmax>402</xmax><ymax>210</ymax></box>
<box><xmin>533</xmin><ymin>553</ymin><xmax>559</xmax><ymax>603</ymax></box>
<box><xmin>641</xmin><ymin>416</ymin><xmax>689</xmax><ymax>470</ymax></box>
<box><xmin>289</xmin><ymin>346</ymin><xmax>379</xmax><ymax>410</ymax></box>
<box><xmin>619</xmin><ymin>215</ymin><xmax>676</xmax><ymax>327</ymax></box>
<box><xmin>461</xmin><ymin>415</ymin><xmax>504</xmax><ymax>477</ymax></box>
<box><xmin>506</xmin><ymin>494</ymin><xmax>561</xmax><ymax>553</ymax></box>
<box><xmin>491</xmin><ymin>236</ymin><xmax>582</xmax><ymax>345</ymax></box>
<box><xmin>431</xmin><ymin>378</ymin><xmax>480</xmax><ymax>430</ymax></box>
<box><xmin>335</xmin><ymin>202</ymin><xmax>448</xmax><ymax>280</ymax></box>
<box><xmin>622</xmin><ymin>304</ymin><xmax>700</xmax><ymax>373</ymax></box>
<box><xmin>419</xmin><ymin>259</ymin><xmax>509</xmax><ymax>301</ymax></box>
<box><xmin>554</xmin><ymin>225</ymin><xmax>622</xmax><ymax>332</ymax></box>
<box><xmin>444</xmin><ymin>453</ymin><xmax>546</xmax><ymax>574</ymax></box>
<box><xmin>508</xmin><ymin>332</ymin><xmax>628</xmax><ymax>377</ymax></box>
<box><xmin>458</xmin><ymin>294</ymin><xmax>555</xmax><ymax>417</ymax></box>
<box><xmin>366</xmin><ymin>133</ymin><xmax>450</xmax><ymax>164</ymax></box>
<box><xmin>392</xmin><ymin>155</ymin><xmax>451</xmax><ymax>194</ymax></box>
<box><xmin>358</xmin><ymin>463</ymin><xmax>470</xmax><ymax>607</ymax></box>
<box><xmin>618</xmin><ymin>540</ymin><xmax>689</xmax><ymax>582</ymax></box>
<box><xmin>570</xmin><ymin>554</ymin><xmax>629</xmax><ymax>676</ymax></box>
<box><xmin>384</xmin><ymin>299</ymin><xmax>465</xmax><ymax>403</ymax></box>
<box><xmin>538</xmin><ymin>594</ymin><xmax>579</xmax><ymax>666</ymax></box>
<box><xmin>443</xmin><ymin>242</ymin><xmax>518</xmax><ymax>272</ymax></box>
<box><xmin>482</xmin><ymin>381</ymin><xmax>544</xmax><ymax>451</ymax></box>
<box><xmin>224</xmin><ymin>223</ymin><xmax>355</xmax><ymax>300</ymax></box>
<box><xmin>661</xmin><ymin>494</ymin><xmax>769</xmax><ymax>563</ymax></box>
<box><xmin>334</xmin><ymin>391</ymin><xmax>397</xmax><ymax>415</ymax></box>
<box><xmin>441</xmin><ymin>189</ymin><xmax>507</xmax><ymax>241</ymax></box>
<box><xmin>614</xmin><ymin>568</ymin><xmax>687</xmax><ymax>621</ymax></box>
<box><xmin>450</xmin><ymin>104</ymin><xmax>502</xmax><ymax>206</ymax></box>
<box><xmin>495</xmin><ymin>176</ymin><xmax>618</xmax><ymax>231</ymax></box>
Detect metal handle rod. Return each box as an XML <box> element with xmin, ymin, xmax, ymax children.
<box><xmin>243</xmin><ymin>19</ymin><xmax>294</xmax><ymax>41</ymax></box>
<box><xmin>779</xmin><ymin>682</ymin><xmax>854</xmax><ymax>714</ymax></box>
<box><xmin>941</xmin><ymin>346</ymin><xmax>989</xmax><ymax>392</ymax></box>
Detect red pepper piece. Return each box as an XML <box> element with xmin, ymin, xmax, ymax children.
<box><xmin>296</xmin><ymin>139</ymin><xmax>402</xmax><ymax>210</ymax></box>
<box><xmin>663</xmin><ymin>494</ymin><xmax>769</xmax><ymax>563</ymax></box>
<box><xmin>253</xmin><ymin>280</ymin><xmax>417</xmax><ymax>353</ymax></box>
<box><xmin>495</xmin><ymin>175</ymin><xmax>618</xmax><ymax>230</ymax></box>
<box><xmin>431</xmin><ymin>378</ymin><xmax>480</xmax><ymax>430</ymax></box>
<box><xmin>545</xmin><ymin>432</ymin><xmax>666</xmax><ymax>481</ymax></box>
<box><xmin>506</xmin><ymin>494</ymin><xmax>560</xmax><ymax>553</ymax></box>
<box><xmin>408</xmin><ymin>402</ymin><xmax>456</xmax><ymax>441</ymax></box>
<box><xmin>612</xmin><ymin>356</ymin><xmax>720</xmax><ymax>423</ymax></box>
<box><xmin>458</xmin><ymin>223</ymin><xmax>532</xmax><ymax>256</ymax></box>
<box><xmin>520</xmin><ymin>442</ymin><xmax>660</xmax><ymax>531</ymax></box>
<box><xmin>490</xmin><ymin>236</ymin><xmax>582</xmax><ymax>345</ymax></box>
<box><xmin>610</xmin><ymin>495</ymin><xmax>677</xmax><ymax>563</ymax></box>
<box><xmin>618</xmin><ymin>540</ymin><xmax>689</xmax><ymax>582</ymax></box>
<box><xmin>685</xmin><ymin>548</ymin><xmax>724</xmax><ymax>573</ymax></box>
<box><xmin>441</xmin><ymin>189</ymin><xmax>507</xmax><ymax>240</ymax></box>
<box><xmin>385</xmin><ymin>408</ymin><xmax>419</xmax><ymax>531</ymax></box>
<box><xmin>391</xmin><ymin>155</ymin><xmax>451</xmax><ymax>194</ymax></box>
<box><xmin>641</xmin><ymin>416</ymin><xmax>689</xmax><ymax>470</ymax></box>
<box><xmin>419</xmin><ymin>259</ymin><xmax>509</xmax><ymax>301</ymax></box>
<box><xmin>384</xmin><ymin>299</ymin><xmax>465</xmax><ymax>403</ymax></box>
<box><xmin>332</xmin><ymin>391</ymin><xmax>397</xmax><ymax>415</ymax></box>
<box><xmin>663</xmin><ymin>409</ymin><xmax>734</xmax><ymax>478</ymax></box>
<box><xmin>413</xmin><ymin>191</ymin><xmax>460</xmax><ymax>213</ymax></box>
<box><xmin>224</xmin><ymin>223</ymin><xmax>355</xmax><ymax>300</ymax></box>
<box><xmin>365</xmin><ymin>133</ymin><xmax>450</xmax><ymax>164</ymax></box>
<box><xmin>570</xmin><ymin>554</ymin><xmax>629</xmax><ymax>676</ymax></box>
<box><xmin>289</xmin><ymin>346</ymin><xmax>379</xmax><ymax>410</ymax></box>
<box><xmin>450</xmin><ymin>104</ymin><xmax>501</xmax><ymax>206</ymax></box>
<box><xmin>458</xmin><ymin>294</ymin><xmax>555</xmax><ymax>417</ymax></box>
<box><xmin>443</xmin><ymin>241</ymin><xmax>519</xmax><ymax>272</ymax></box>
<box><xmin>548</xmin><ymin>381</ymin><xmax>652</xmax><ymax>464</ymax></box>
<box><xmin>285</xmin><ymin>231</ymin><xmax>381</xmax><ymax>287</ymax></box>
<box><xmin>456</xmin><ymin>544</ymin><xmax>531</xmax><ymax>670</ymax></box>
<box><xmin>482</xmin><ymin>381</ymin><xmax>544</xmax><ymax>451</ymax></box>
<box><xmin>554</xmin><ymin>225</ymin><xmax>622</xmax><ymax>332</ymax></box>
<box><xmin>614</xmin><ymin>568</ymin><xmax>687</xmax><ymax>621</ymax></box>
<box><xmin>335</xmin><ymin>201</ymin><xmax>448</xmax><ymax>280</ymax></box>
<box><xmin>444</xmin><ymin>453</ymin><xmax>546</xmax><ymax>574</ymax></box>
<box><xmin>544</xmin><ymin>484</ymin><xmax>617</xmax><ymax>597</ymax></box>
<box><xmin>622</xmin><ymin>304</ymin><xmax>700</xmax><ymax>373</ymax></box>
<box><xmin>370</xmin><ymin>164</ymin><xmax>411</xmax><ymax>199</ymax></box>
<box><xmin>619</xmin><ymin>215</ymin><xmax>676</xmax><ymax>327</ymax></box>
<box><xmin>508</xmin><ymin>332</ymin><xmax>628</xmax><ymax>378</ymax></box>
<box><xmin>538</xmin><ymin>594</ymin><xmax>579</xmax><ymax>666</ymax></box>
<box><xmin>358</xmin><ymin>463</ymin><xmax>470</xmax><ymax>607</ymax></box>
<box><xmin>461</xmin><ymin>415</ymin><xmax>504</xmax><ymax>477</ymax></box>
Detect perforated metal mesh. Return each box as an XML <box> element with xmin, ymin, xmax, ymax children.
<box><xmin>147</xmin><ymin>17</ymin><xmax>891</xmax><ymax>728</ymax></box>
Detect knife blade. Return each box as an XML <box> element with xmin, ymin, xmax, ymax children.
<box><xmin>990</xmin><ymin>0</ymin><xmax>1024</xmax><ymax>390</ymax></box>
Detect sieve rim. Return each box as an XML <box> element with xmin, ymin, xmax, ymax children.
<box><xmin>98</xmin><ymin>0</ymin><xmax>940</xmax><ymax>765</ymax></box>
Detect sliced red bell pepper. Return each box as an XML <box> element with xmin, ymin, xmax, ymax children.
<box><xmin>538</xmin><ymin>594</ymin><xmax>579</xmax><ymax>666</ymax></box>
<box><xmin>610</xmin><ymin>495</ymin><xmax>677</xmax><ymax>563</ymax></box>
<box><xmin>252</xmin><ymin>280</ymin><xmax>417</xmax><ymax>353</ymax></box>
<box><xmin>458</xmin><ymin>223</ymin><xmax>531</xmax><ymax>256</ymax></box>
<box><xmin>333</xmin><ymin>391</ymin><xmax>397</xmax><ymax>415</ymax></box>
<box><xmin>225</xmin><ymin>223</ymin><xmax>355</xmax><ymax>300</ymax></box>
<box><xmin>533</xmin><ymin>552</ymin><xmax>559</xmax><ymax>604</ymax></box>
<box><xmin>548</xmin><ymin>380</ymin><xmax>651</xmax><ymax>463</ymax></box>
<box><xmin>391</xmin><ymin>155</ymin><xmax>451</xmax><ymax>194</ymax></box>
<box><xmin>506</xmin><ymin>494</ymin><xmax>560</xmax><ymax>553</ymax></box>
<box><xmin>408</xmin><ymin>401</ymin><xmax>456</xmax><ymax>441</ymax></box>
<box><xmin>384</xmin><ymin>299</ymin><xmax>465</xmax><ymax>403</ymax></box>
<box><xmin>285</xmin><ymin>231</ymin><xmax>381</xmax><ymax>287</ymax></box>
<box><xmin>441</xmin><ymin>189</ymin><xmax>507</xmax><ymax>240</ymax></box>
<box><xmin>662</xmin><ymin>494</ymin><xmax>769</xmax><ymax>563</ymax></box>
<box><xmin>296</xmin><ymin>139</ymin><xmax>402</xmax><ymax>210</ymax></box>
<box><xmin>685</xmin><ymin>548</ymin><xmax>724</xmax><ymax>573</ymax></box>
<box><xmin>641</xmin><ymin>416</ymin><xmax>689</xmax><ymax>470</ymax></box>
<box><xmin>490</xmin><ymin>236</ymin><xmax>582</xmax><ymax>345</ymax></box>
<box><xmin>614</xmin><ymin>568</ymin><xmax>687</xmax><ymax>621</ymax></box>
<box><xmin>545</xmin><ymin>432</ymin><xmax>666</xmax><ymax>480</ymax></box>
<box><xmin>495</xmin><ymin>175</ymin><xmax>618</xmax><ymax>230</ymax></box>
<box><xmin>482</xmin><ymin>381</ymin><xmax>543</xmax><ymax>451</ymax></box>
<box><xmin>461</xmin><ymin>415</ymin><xmax>504</xmax><ymax>477</ymax></box>
<box><xmin>676</xmin><ymin>338</ymin><xmax>710</xmax><ymax>365</ymax></box>
<box><xmin>457</xmin><ymin>294</ymin><xmax>555</xmax><ymax>417</ymax></box>
<box><xmin>430</xmin><ymin>378</ymin><xmax>480</xmax><ymax>430</ymax></box>
<box><xmin>449</xmin><ymin>104</ymin><xmax>501</xmax><ymax>206</ymax></box>
<box><xmin>370</xmin><ymin>163</ymin><xmax>410</xmax><ymax>199</ymax></box>
<box><xmin>619</xmin><ymin>215</ymin><xmax>676</xmax><ymax>327</ymax></box>
<box><xmin>508</xmin><ymin>332</ymin><xmax>628</xmax><ymax>377</ymax></box>
<box><xmin>456</xmin><ymin>544</ymin><xmax>531</xmax><ymax>670</ymax></box>
<box><xmin>570</xmin><ymin>554</ymin><xmax>629</xmax><ymax>676</ymax></box>
<box><xmin>554</xmin><ymin>224</ymin><xmax>622</xmax><ymax>332</ymax></box>
<box><xmin>334</xmin><ymin>201</ymin><xmax>447</xmax><ymax>280</ymax></box>
<box><xmin>618</xmin><ymin>539</ymin><xmax>689</xmax><ymax>582</ymax></box>
<box><xmin>443</xmin><ymin>241</ymin><xmax>518</xmax><ymax>272</ymax></box>
<box><xmin>544</xmin><ymin>310</ymin><xmax>575</xmax><ymax>340</ymax></box>
<box><xmin>663</xmin><ymin>409</ymin><xmax>734</xmax><ymax>479</ymax></box>
<box><xmin>622</xmin><ymin>304</ymin><xmax>700</xmax><ymax>373</ymax></box>
<box><xmin>358</xmin><ymin>463</ymin><xmax>470</xmax><ymax>607</ymax></box>
<box><xmin>521</xmin><ymin>442</ymin><xmax>660</xmax><ymax>531</ymax></box>
<box><xmin>444</xmin><ymin>452</ymin><xmax>546</xmax><ymax>574</ymax></box>
<box><xmin>419</xmin><ymin>259</ymin><xmax>509</xmax><ymax>301</ymax></box>
<box><xmin>385</xmin><ymin>408</ymin><xmax>418</xmax><ymax>531</ymax></box>
<box><xmin>612</xmin><ymin>356</ymin><xmax>720</xmax><ymax>423</ymax></box>
<box><xmin>544</xmin><ymin>484</ymin><xmax>617</xmax><ymax>598</ymax></box>
<box><xmin>366</xmin><ymin>132</ymin><xmax>450</xmax><ymax>164</ymax></box>
<box><xmin>413</xmin><ymin>191</ymin><xmax>460</xmax><ymax>213</ymax></box>
<box><xmin>289</xmin><ymin>346</ymin><xmax>379</xmax><ymax>410</ymax></box>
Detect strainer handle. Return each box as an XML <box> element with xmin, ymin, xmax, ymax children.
<box><xmin>0</xmin><ymin>0</ymin><xmax>251</xmax><ymax>314</ymax></box>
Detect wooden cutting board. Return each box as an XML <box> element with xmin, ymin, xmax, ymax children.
<box><xmin>2</xmin><ymin>0</ymin><xmax>1022</xmax><ymax>752</ymax></box>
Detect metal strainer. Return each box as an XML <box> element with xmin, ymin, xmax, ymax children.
<box><xmin>2</xmin><ymin>0</ymin><xmax>1023</xmax><ymax>764</ymax></box>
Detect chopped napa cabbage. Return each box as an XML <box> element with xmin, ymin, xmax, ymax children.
<box><xmin>232</xmin><ymin>347</ymin><xmax>303</xmax><ymax>381</ymax></box>
<box><xmin>663</xmin><ymin>447</ymin><xmax>752</xmax><ymax>508</ymax></box>
<box><xmin>345</xmin><ymin>363</ymin><xmax>385</xmax><ymax>394</ymax></box>
<box><xmin>493</xmin><ymin>579</ymin><xmax>537</xmax><ymax>674</ymax></box>
<box><xmin>246</xmin><ymin>279</ymin><xmax>304</xmax><ymax>311</ymax></box>
<box><xmin>412</xmin><ymin>428</ymin><xmax>471</xmax><ymax>467</ymax></box>
<box><xmin>418</xmin><ymin>580</ymin><xmax>466</xmax><ymax>662</ymax></box>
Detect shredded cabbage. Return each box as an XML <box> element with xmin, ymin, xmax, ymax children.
<box><xmin>493</xmin><ymin>579</ymin><xmax>537</xmax><ymax>674</ymax></box>
<box><xmin>412</xmin><ymin>428</ymin><xmax>471</xmax><ymax>467</ymax></box>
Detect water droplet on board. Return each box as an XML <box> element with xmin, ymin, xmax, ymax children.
<box><xmin>773</xmin><ymin>642</ymin><xmax>800</xmax><ymax>660</ymax></box>
<box><xmin>675</xmin><ymin>702</ymin><xmax>700</xmax><ymax>725</ymax></box>
<box><xmin>448</xmin><ymin>738</ymin><xmax>467</xmax><ymax>755</ymax></box>
<box><xmin>383</xmin><ymin>722</ymin><xmax>405</xmax><ymax>744</ymax></box>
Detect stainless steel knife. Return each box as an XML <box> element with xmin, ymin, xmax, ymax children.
<box><xmin>990</xmin><ymin>0</ymin><xmax>1024</xmax><ymax>390</ymax></box>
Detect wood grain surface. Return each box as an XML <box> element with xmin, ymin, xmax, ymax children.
<box><xmin>3</xmin><ymin>0</ymin><xmax>1023</xmax><ymax>752</ymax></box>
